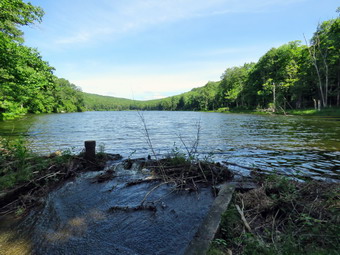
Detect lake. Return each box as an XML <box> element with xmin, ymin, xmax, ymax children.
<box><xmin>0</xmin><ymin>111</ymin><xmax>339</xmax><ymax>180</ymax></box>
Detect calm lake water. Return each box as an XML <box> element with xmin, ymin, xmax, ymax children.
<box><xmin>0</xmin><ymin>111</ymin><xmax>339</xmax><ymax>180</ymax></box>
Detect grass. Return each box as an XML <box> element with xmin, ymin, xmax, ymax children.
<box><xmin>215</xmin><ymin>107</ymin><xmax>340</xmax><ymax>117</ymax></box>
<box><xmin>215</xmin><ymin>107</ymin><xmax>268</xmax><ymax>115</ymax></box>
<box><xmin>286</xmin><ymin>107</ymin><xmax>340</xmax><ymax>116</ymax></box>
<box><xmin>208</xmin><ymin>173</ymin><xmax>340</xmax><ymax>255</ymax></box>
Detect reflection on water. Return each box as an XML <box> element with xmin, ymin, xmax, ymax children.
<box><xmin>0</xmin><ymin>111</ymin><xmax>339</xmax><ymax>179</ymax></box>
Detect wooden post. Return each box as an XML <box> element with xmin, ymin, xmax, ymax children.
<box><xmin>84</xmin><ymin>140</ymin><xmax>96</xmax><ymax>161</ymax></box>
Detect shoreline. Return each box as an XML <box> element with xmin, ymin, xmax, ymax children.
<box><xmin>1</xmin><ymin>107</ymin><xmax>340</xmax><ymax>122</ymax></box>
<box><xmin>211</xmin><ymin>107</ymin><xmax>340</xmax><ymax>117</ymax></box>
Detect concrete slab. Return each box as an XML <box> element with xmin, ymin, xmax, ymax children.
<box><xmin>184</xmin><ymin>183</ymin><xmax>235</xmax><ymax>255</ymax></box>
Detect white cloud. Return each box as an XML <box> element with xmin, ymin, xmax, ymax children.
<box><xmin>53</xmin><ymin>0</ymin><xmax>305</xmax><ymax>46</ymax></box>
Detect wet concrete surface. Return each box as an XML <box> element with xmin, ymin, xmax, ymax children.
<box><xmin>10</xmin><ymin>162</ymin><xmax>218</xmax><ymax>255</ymax></box>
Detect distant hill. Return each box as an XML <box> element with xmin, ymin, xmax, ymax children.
<box><xmin>82</xmin><ymin>81</ymin><xmax>221</xmax><ymax>111</ymax></box>
<box><xmin>83</xmin><ymin>93</ymin><xmax>137</xmax><ymax>111</ymax></box>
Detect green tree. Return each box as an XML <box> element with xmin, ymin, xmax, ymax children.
<box><xmin>245</xmin><ymin>42</ymin><xmax>305</xmax><ymax>111</ymax></box>
<box><xmin>218</xmin><ymin>63</ymin><xmax>254</xmax><ymax>109</ymax></box>
<box><xmin>306</xmin><ymin>16</ymin><xmax>340</xmax><ymax>107</ymax></box>
<box><xmin>0</xmin><ymin>0</ymin><xmax>44</xmax><ymax>42</ymax></box>
<box><xmin>0</xmin><ymin>0</ymin><xmax>85</xmax><ymax>120</ymax></box>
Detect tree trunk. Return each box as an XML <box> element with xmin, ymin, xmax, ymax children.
<box><xmin>304</xmin><ymin>34</ymin><xmax>327</xmax><ymax>108</ymax></box>
<box><xmin>273</xmin><ymin>82</ymin><xmax>276</xmax><ymax>112</ymax></box>
<box><xmin>313</xmin><ymin>98</ymin><xmax>317</xmax><ymax>110</ymax></box>
<box><xmin>337</xmin><ymin>80</ymin><xmax>340</xmax><ymax>107</ymax></box>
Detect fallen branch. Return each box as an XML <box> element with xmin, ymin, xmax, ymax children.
<box><xmin>236</xmin><ymin>204</ymin><xmax>252</xmax><ymax>233</ymax></box>
<box><xmin>108</xmin><ymin>204</ymin><xmax>157</xmax><ymax>213</ymax></box>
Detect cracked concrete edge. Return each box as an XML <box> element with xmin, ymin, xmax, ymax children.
<box><xmin>184</xmin><ymin>183</ymin><xmax>235</xmax><ymax>255</ymax></box>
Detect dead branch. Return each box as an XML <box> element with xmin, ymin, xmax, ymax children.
<box><xmin>125</xmin><ymin>178</ymin><xmax>161</xmax><ymax>187</ymax></box>
<box><xmin>236</xmin><ymin>204</ymin><xmax>252</xmax><ymax>233</ymax></box>
<box><xmin>141</xmin><ymin>182</ymin><xmax>173</xmax><ymax>205</ymax></box>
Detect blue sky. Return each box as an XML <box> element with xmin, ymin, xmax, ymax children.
<box><xmin>23</xmin><ymin>0</ymin><xmax>339</xmax><ymax>100</ymax></box>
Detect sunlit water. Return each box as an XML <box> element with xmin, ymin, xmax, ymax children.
<box><xmin>1</xmin><ymin>111</ymin><xmax>339</xmax><ymax>179</ymax></box>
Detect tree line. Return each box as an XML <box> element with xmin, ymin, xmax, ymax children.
<box><xmin>216</xmin><ymin>15</ymin><xmax>339</xmax><ymax>112</ymax></box>
<box><xmin>1</xmin><ymin>1</ymin><xmax>339</xmax><ymax>119</ymax></box>
<box><xmin>84</xmin><ymin>9</ymin><xmax>340</xmax><ymax>113</ymax></box>
<box><xmin>0</xmin><ymin>0</ymin><xmax>85</xmax><ymax>120</ymax></box>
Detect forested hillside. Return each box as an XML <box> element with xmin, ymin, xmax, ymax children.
<box><xmin>0</xmin><ymin>0</ymin><xmax>85</xmax><ymax>120</ymax></box>
<box><xmin>83</xmin><ymin>81</ymin><xmax>220</xmax><ymax>111</ymax></box>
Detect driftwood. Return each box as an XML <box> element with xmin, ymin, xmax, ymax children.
<box><xmin>108</xmin><ymin>204</ymin><xmax>157</xmax><ymax>213</ymax></box>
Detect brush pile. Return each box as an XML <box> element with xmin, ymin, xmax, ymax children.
<box><xmin>210</xmin><ymin>173</ymin><xmax>340</xmax><ymax>254</ymax></box>
<box><xmin>144</xmin><ymin>157</ymin><xmax>234</xmax><ymax>189</ymax></box>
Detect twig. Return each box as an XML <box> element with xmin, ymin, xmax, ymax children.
<box><xmin>140</xmin><ymin>182</ymin><xmax>172</xmax><ymax>205</ymax></box>
<box><xmin>236</xmin><ymin>204</ymin><xmax>252</xmax><ymax>233</ymax></box>
<box><xmin>191</xmin><ymin>119</ymin><xmax>201</xmax><ymax>156</ymax></box>
<box><xmin>271</xmin><ymin>209</ymin><xmax>280</xmax><ymax>246</ymax></box>
<box><xmin>178</xmin><ymin>134</ymin><xmax>191</xmax><ymax>156</ymax></box>
<box><xmin>198</xmin><ymin>161</ymin><xmax>208</xmax><ymax>182</ymax></box>
<box><xmin>137</xmin><ymin>111</ymin><xmax>168</xmax><ymax>181</ymax></box>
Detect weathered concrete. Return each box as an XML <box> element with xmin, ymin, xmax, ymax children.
<box><xmin>10</xmin><ymin>163</ymin><xmax>217</xmax><ymax>255</ymax></box>
<box><xmin>184</xmin><ymin>183</ymin><xmax>235</xmax><ymax>255</ymax></box>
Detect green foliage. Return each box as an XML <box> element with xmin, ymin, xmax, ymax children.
<box><xmin>0</xmin><ymin>0</ymin><xmax>44</xmax><ymax>42</ymax></box>
<box><xmin>83</xmin><ymin>93</ymin><xmax>135</xmax><ymax>111</ymax></box>
<box><xmin>0</xmin><ymin>137</ymin><xmax>73</xmax><ymax>190</ymax></box>
<box><xmin>287</xmin><ymin>107</ymin><xmax>340</xmax><ymax>116</ymax></box>
<box><xmin>0</xmin><ymin>137</ymin><xmax>34</xmax><ymax>188</ymax></box>
<box><xmin>165</xmin><ymin>143</ymin><xmax>190</xmax><ymax>166</ymax></box>
<box><xmin>0</xmin><ymin>1</ymin><xmax>85</xmax><ymax>120</ymax></box>
<box><xmin>82</xmin><ymin>81</ymin><xmax>221</xmax><ymax>112</ymax></box>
